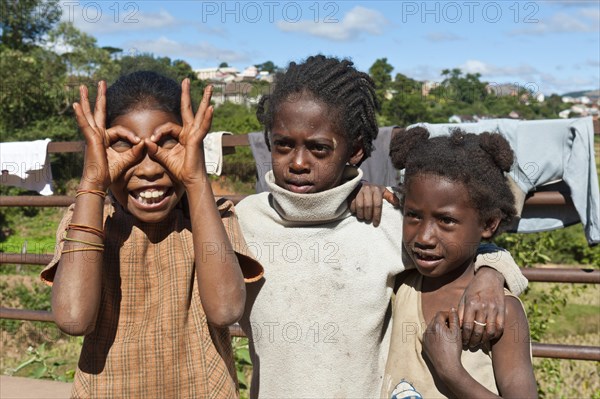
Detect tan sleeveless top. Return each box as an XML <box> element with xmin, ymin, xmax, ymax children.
<box><xmin>381</xmin><ymin>271</ymin><xmax>515</xmax><ymax>398</ymax></box>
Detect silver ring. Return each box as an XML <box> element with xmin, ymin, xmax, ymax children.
<box><xmin>473</xmin><ymin>320</ymin><xmax>487</xmax><ymax>327</ymax></box>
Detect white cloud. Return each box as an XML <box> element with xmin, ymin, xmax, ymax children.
<box><xmin>276</xmin><ymin>6</ymin><xmax>388</xmax><ymax>41</ymax></box>
<box><xmin>60</xmin><ymin>2</ymin><xmax>177</xmax><ymax>34</ymax></box>
<box><xmin>425</xmin><ymin>32</ymin><xmax>464</xmax><ymax>42</ymax></box>
<box><xmin>460</xmin><ymin>60</ymin><xmax>539</xmax><ymax>77</ymax></box>
<box><xmin>124</xmin><ymin>37</ymin><xmax>250</xmax><ymax>63</ymax></box>
<box><xmin>509</xmin><ymin>10</ymin><xmax>598</xmax><ymax>36</ymax></box>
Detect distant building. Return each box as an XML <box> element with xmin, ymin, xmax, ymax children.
<box><xmin>559</xmin><ymin>109</ymin><xmax>571</xmax><ymax>119</ymax></box>
<box><xmin>195</xmin><ymin>67</ymin><xmax>239</xmax><ymax>81</ymax></box>
<box><xmin>239</xmin><ymin>65</ymin><xmax>258</xmax><ymax>78</ymax></box>
<box><xmin>421</xmin><ymin>80</ymin><xmax>440</xmax><ymax>97</ymax></box>
<box><xmin>486</xmin><ymin>83</ymin><xmax>520</xmax><ymax>97</ymax></box>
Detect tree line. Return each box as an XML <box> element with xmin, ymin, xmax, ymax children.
<box><xmin>1</xmin><ymin>0</ymin><xmax>566</xmax><ymax>185</ymax></box>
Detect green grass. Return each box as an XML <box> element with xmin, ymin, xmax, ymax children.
<box><xmin>1</xmin><ymin>207</ymin><xmax>62</xmax><ymax>255</ymax></box>
<box><xmin>546</xmin><ymin>303</ymin><xmax>600</xmax><ymax>337</ymax></box>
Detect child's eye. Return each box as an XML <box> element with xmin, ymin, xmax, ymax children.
<box><xmin>273</xmin><ymin>140</ymin><xmax>293</xmax><ymax>151</ymax></box>
<box><xmin>440</xmin><ymin>217</ymin><xmax>457</xmax><ymax>225</ymax></box>
<box><xmin>404</xmin><ymin>210</ymin><xmax>420</xmax><ymax>219</ymax></box>
<box><xmin>309</xmin><ymin>144</ymin><xmax>330</xmax><ymax>154</ymax></box>
<box><xmin>157</xmin><ymin>136</ymin><xmax>178</xmax><ymax>149</ymax></box>
<box><xmin>111</xmin><ymin>139</ymin><xmax>132</xmax><ymax>152</ymax></box>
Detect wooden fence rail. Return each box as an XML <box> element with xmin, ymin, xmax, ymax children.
<box><xmin>1</xmin><ymin>252</ymin><xmax>599</xmax><ymax>284</ymax></box>
<box><xmin>1</xmin><ymin>134</ymin><xmax>599</xmax><ymax>363</ymax></box>
<box><xmin>0</xmin><ymin>307</ymin><xmax>598</xmax><ymax>361</ymax></box>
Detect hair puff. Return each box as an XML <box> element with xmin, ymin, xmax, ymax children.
<box><xmin>478</xmin><ymin>132</ymin><xmax>514</xmax><ymax>172</ymax></box>
<box><xmin>389</xmin><ymin>127</ymin><xmax>430</xmax><ymax>169</ymax></box>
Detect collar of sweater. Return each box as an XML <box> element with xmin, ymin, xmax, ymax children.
<box><xmin>265</xmin><ymin>166</ymin><xmax>363</xmax><ymax>224</ymax></box>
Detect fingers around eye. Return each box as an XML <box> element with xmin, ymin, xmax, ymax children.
<box><xmin>78</xmin><ymin>85</ymin><xmax>97</xmax><ymax>128</ymax></box>
<box><xmin>194</xmin><ymin>85</ymin><xmax>214</xmax><ymax>127</ymax></box>
<box><xmin>145</xmin><ymin>138</ymin><xmax>170</xmax><ymax>168</ymax></box>
<box><xmin>196</xmin><ymin>105</ymin><xmax>214</xmax><ymax>140</ymax></box>
<box><xmin>180</xmin><ymin>79</ymin><xmax>194</xmax><ymax>125</ymax></box>
<box><xmin>73</xmin><ymin>103</ymin><xmax>101</xmax><ymax>144</ymax></box>
<box><xmin>106</xmin><ymin>125</ymin><xmax>141</xmax><ymax>148</ymax></box>
<box><xmin>152</xmin><ymin>122</ymin><xmax>183</xmax><ymax>143</ymax></box>
<box><xmin>93</xmin><ymin>81</ymin><xmax>107</xmax><ymax>130</ymax></box>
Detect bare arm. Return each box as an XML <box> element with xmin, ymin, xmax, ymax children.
<box><xmin>423</xmin><ymin>305</ymin><xmax>537</xmax><ymax>399</ymax></box>
<box><xmin>148</xmin><ymin>82</ymin><xmax>245</xmax><ymax>327</ymax></box>
<box><xmin>52</xmin><ymin>82</ymin><xmax>143</xmax><ymax>335</ymax></box>
<box><xmin>491</xmin><ymin>297</ymin><xmax>538</xmax><ymax>398</ymax></box>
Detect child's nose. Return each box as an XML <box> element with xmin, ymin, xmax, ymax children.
<box><xmin>135</xmin><ymin>154</ymin><xmax>164</xmax><ymax>180</ymax></box>
<box><xmin>289</xmin><ymin>149</ymin><xmax>309</xmax><ymax>173</ymax></box>
<box><xmin>415</xmin><ymin>222</ymin><xmax>437</xmax><ymax>248</ymax></box>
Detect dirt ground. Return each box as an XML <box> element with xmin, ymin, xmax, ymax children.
<box><xmin>0</xmin><ymin>376</ymin><xmax>71</xmax><ymax>399</ymax></box>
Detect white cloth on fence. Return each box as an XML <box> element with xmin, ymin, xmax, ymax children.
<box><xmin>0</xmin><ymin>139</ymin><xmax>53</xmax><ymax>195</ymax></box>
<box><xmin>408</xmin><ymin>117</ymin><xmax>599</xmax><ymax>245</ymax></box>
<box><xmin>203</xmin><ymin>131</ymin><xmax>232</xmax><ymax>176</ymax></box>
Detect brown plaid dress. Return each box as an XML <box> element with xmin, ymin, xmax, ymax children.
<box><xmin>42</xmin><ymin>199</ymin><xmax>263</xmax><ymax>399</ymax></box>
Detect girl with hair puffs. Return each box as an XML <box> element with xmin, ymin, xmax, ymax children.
<box><xmin>382</xmin><ymin>128</ymin><xmax>537</xmax><ymax>399</ymax></box>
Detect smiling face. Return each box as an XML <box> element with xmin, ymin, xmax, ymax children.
<box><xmin>402</xmin><ymin>173</ymin><xmax>498</xmax><ymax>279</ymax></box>
<box><xmin>109</xmin><ymin>108</ymin><xmax>184</xmax><ymax>223</ymax></box>
<box><xmin>270</xmin><ymin>92</ymin><xmax>364</xmax><ymax>194</ymax></box>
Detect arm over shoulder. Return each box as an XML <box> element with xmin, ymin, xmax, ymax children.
<box><xmin>474</xmin><ymin>243</ymin><xmax>528</xmax><ymax>296</ymax></box>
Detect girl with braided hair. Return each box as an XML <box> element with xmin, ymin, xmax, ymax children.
<box><xmin>235</xmin><ymin>55</ymin><xmax>526</xmax><ymax>397</ymax></box>
<box><xmin>382</xmin><ymin>128</ymin><xmax>537</xmax><ymax>398</ymax></box>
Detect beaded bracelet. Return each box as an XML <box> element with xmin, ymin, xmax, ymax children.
<box><xmin>67</xmin><ymin>223</ymin><xmax>105</xmax><ymax>240</ymax></box>
<box><xmin>76</xmin><ymin>189</ymin><xmax>107</xmax><ymax>199</ymax></box>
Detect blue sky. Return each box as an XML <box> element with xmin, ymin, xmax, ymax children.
<box><xmin>61</xmin><ymin>1</ymin><xmax>599</xmax><ymax>95</ymax></box>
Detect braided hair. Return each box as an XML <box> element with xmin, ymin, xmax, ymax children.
<box><xmin>256</xmin><ymin>55</ymin><xmax>380</xmax><ymax>163</ymax></box>
<box><xmin>390</xmin><ymin>127</ymin><xmax>517</xmax><ymax>237</ymax></box>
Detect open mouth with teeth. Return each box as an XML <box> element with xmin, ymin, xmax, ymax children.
<box><xmin>414</xmin><ymin>252</ymin><xmax>443</xmax><ymax>262</ymax></box>
<box><xmin>131</xmin><ymin>187</ymin><xmax>173</xmax><ymax>206</ymax></box>
<box><xmin>412</xmin><ymin>250</ymin><xmax>444</xmax><ymax>270</ymax></box>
